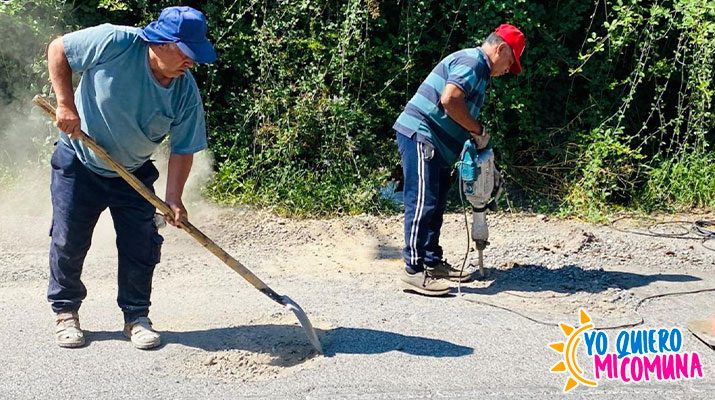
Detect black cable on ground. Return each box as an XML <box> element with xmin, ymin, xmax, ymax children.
<box><xmin>647</xmin><ymin>221</ymin><xmax>691</xmax><ymax>237</ymax></box>
<box><xmin>451</xmin><ymin>179</ymin><xmax>715</xmax><ymax>328</ymax></box>
<box><xmin>694</xmin><ymin>220</ymin><xmax>715</xmax><ymax>238</ymax></box>
<box><xmin>457</xmin><ymin>215</ymin><xmax>715</xmax><ymax>330</ymax></box>
<box><xmin>596</xmin><ymin>287</ymin><xmax>715</xmax><ymax>330</ymax></box>
<box><xmin>460</xmin><ymin>287</ymin><xmax>715</xmax><ymax>330</ymax></box>
<box><xmin>610</xmin><ymin>216</ymin><xmax>715</xmax><ymax>251</ymax></box>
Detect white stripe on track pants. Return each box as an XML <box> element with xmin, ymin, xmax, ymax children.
<box><xmin>396</xmin><ymin>131</ymin><xmax>452</xmax><ymax>272</ymax></box>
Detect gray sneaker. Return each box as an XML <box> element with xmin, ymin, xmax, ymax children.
<box><xmin>400</xmin><ymin>270</ymin><xmax>450</xmax><ymax>296</ymax></box>
<box><xmin>426</xmin><ymin>260</ymin><xmax>472</xmax><ymax>282</ymax></box>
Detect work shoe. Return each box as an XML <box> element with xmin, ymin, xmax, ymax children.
<box><xmin>55</xmin><ymin>311</ymin><xmax>85</xmax><ymax>348</ymax></box>
<box><xmin>400</xmin><ymin>269</ymin><xmax>450</xmax><ymax>296</ymax></box>
<box><xmin>124</xmin><ymin>317</ymin><xmax>161</xmax><ymax>350</ymax></box>
<box><xmin>426</xmin><ymin>260</ymin><xmax>472</xmax><ymax>282</ymax></box>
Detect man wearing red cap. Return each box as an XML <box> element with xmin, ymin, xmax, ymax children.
<box><xmin>46</xmin><ymin>6</ymin><xmax>216</xmax><ymax>349</ymax></box>
<box><xmin>393</xmin><ymin>24</ymin><xmax>525</xmax><ymax>295</ymax></box>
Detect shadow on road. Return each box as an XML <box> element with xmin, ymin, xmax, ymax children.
<box><xmin>375</xmin><ymin>244</ymin><xmax>402</xmax><ymax>260</ymax></box>
<box><xmin>321</xmin><ymin>326</ymin><xmax>472</xmax><ymax>357</ymax></box>
<box><xmin>84</xmin><ymin>325</ymin><xmax>473</xmax><ymax>366</ymax></box>
<box><xmin>459</xmin><ymin>263</ymin><xmax>701</xmax><ymax>295</ymax></box>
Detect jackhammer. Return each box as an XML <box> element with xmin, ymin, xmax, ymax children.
<box><xmin>457</xmin><ymin>139</ymin><xmax>504</xmax><ymax>277</ymax></box>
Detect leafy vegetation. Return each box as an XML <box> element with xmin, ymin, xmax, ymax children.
<box><xmin>1</xmin><ymin>0</ymin><xmax>713</xmax><ymax>217</ymax></box>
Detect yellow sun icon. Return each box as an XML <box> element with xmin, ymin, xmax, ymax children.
<box><xmin>548</xmin><ymin>309</ymin><xmax>598</xmax><ymax>392</ymax></box>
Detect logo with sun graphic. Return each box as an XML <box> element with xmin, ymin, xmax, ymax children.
<box><xmin>549</xmin><ymin>309</ymin><xmax>704</xmax><ymax>393</ymax></box>
<box><xmin>548</xmin><ymin>309</ymin><xmax>598</xmax><ymax>393</ymax></box>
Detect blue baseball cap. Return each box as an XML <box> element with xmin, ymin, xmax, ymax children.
<box><xmin>138</xmin><ymin>6</ymin><xmax>216</xmax><ymax>63</ymax></box>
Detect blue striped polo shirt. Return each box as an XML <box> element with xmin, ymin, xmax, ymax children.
<box><xmin>393</xmin><ymin>48</ymin><xmax>491</xmax><ymax>164</ymax></box>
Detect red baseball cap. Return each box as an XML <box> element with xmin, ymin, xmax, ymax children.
<box><xmin>494</xmin><ymin>24</ymin><xmax>525</xmax><ymax>74</ymax></box>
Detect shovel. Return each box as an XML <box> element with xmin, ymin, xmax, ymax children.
<box><xmin>33</xmin><ymin>95</ymin><xmax>323</xmax><ymax>354</ymax></box>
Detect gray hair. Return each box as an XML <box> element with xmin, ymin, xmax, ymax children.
<box><xmin>484</xmin><ymin>32</ymin><xmax>506</xmax><ymax>46</ymax></box>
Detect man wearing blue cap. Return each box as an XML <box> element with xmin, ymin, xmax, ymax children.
<box><xmin>46</xmin><ymin>6</ymin><xmax>216</xmax><ymax>349</ymax></box>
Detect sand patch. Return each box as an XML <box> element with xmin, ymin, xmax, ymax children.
<box><xmin>171</xmin><ymin>312</ymin><xmax>332</xmax><ymax>382</ymax></box>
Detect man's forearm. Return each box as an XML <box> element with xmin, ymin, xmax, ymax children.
<box><xmin>440</xmin><ymin>83</ymin><xmax>483</xmax><ymax>134</ymax></box>
<box><xmin>47</xmin><ymin>38</ymin><xmax>76</xmax><ymax>109</ymax></box>
<box><xmin>166</xmin><ymin>153</ymin><xmax>193</xmax><ymax>201</ymax></box>
<box><xmin>443</xmin><ymin>100</ymin><xmax>483</xmax><ymax>134</ymax></box>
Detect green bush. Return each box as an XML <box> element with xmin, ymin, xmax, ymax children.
<box><xmin>2</xmin><ymin>0</ymin><xmax>713</xmax><ymax>217</ymax></box>
<box><xmin>566</xmin><ymin>0</ymin><xmax>715</xmax><ymax>216</ymax></box>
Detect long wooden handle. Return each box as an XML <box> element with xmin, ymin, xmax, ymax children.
<box><xmin>33</xmin><ymin>96</ymin><xmax>281</xmax><ymax>302</ymax></box>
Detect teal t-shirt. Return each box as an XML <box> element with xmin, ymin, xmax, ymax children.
<box><xmin>60</xmin><ymin>23</ymin><xmax>207</xmax><ymax>177</ymax></box>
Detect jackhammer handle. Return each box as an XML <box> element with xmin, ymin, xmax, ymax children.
<box><xmin>32</xmin><ymin>95</ymin><xmax>280</xmax><ymax>301</ymax></box>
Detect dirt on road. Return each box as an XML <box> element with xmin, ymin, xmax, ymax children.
<box><xmin>1</xmin><ymin>172</ymin><xmax>714</xmax><ymax>398</ymax></box>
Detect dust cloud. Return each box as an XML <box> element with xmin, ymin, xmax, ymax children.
<box><xmin>0</xmin><ymin>8</ymin><xmax>57</xmax><ymax>221</ymax></box>
<box><xmin>0</xmin><ymin>12</ymin><xmax>218</xmax><ymax>236</ymax></box>
<box><xmin>0</xmin><ymin>104</ymin><xmax>217</xmax><ymax>249</ymax></box>
<box><xmin>0</xmin><ymin>113</ymin><xmax>218</xmax><ymax>222</ymax></box>
<box><xmin>152</xmin><ymin>143</ymin><xmax>218</xmax><ymax>219</ymax></box>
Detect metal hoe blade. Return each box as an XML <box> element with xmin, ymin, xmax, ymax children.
<box><xmin>283</xmin><ymin>295</ymin><xmax>323</xmax><ymax>354</ymax></box>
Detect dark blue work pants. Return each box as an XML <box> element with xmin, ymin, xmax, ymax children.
<box><xmin>397</xmin><ymin>131</ymin><xmax>452</xmax><ymax>273</ymax></box>
<box><xmin>48</xmin><ymin>142</ymin><xmax>163</xmax><ymax>323</ymax></box>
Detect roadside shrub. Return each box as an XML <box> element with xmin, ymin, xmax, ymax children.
<box><xmin>2</xmin><ymin>0</ymin><xmax>713</xmax><ymax>217</ymax></box>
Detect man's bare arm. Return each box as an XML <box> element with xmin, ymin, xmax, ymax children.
<box><xmin>164</xmin><ymin>153</ymin><xmax>193</xmax><ymax>227</ymax></box>
<box><xmin>440</xmin><ymin>83</ymin><xmax>489</xmax><ymax>148</ymax></box>
<box><xmin>47</xmin><ymin>37</ymin><xmax>81</xmax><ymax>138</ymax></box>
